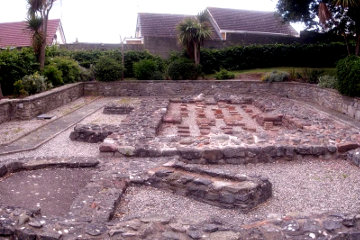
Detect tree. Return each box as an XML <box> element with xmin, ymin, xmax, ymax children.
<box><xmin>277</xmin><ymin>0</ymin><xmax>360</xmax><ymax>55</ymax></box>
<box><xmin>177</xmin><ymin>11</ymin><xmax>212</xmax><ymax>65</ymax></box>
<box><xmin>27</xmin><ymin>0</ymin><xmax>56</xmax><ymax>70</ymax></box>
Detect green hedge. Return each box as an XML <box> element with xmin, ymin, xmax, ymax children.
<box><xmin>200</xmin><ymin>42</ymin><xmax>348</xmax><ymax>74</ymax></box>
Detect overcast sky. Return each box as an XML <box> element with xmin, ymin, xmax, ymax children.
<box><xmin>0</xmin><ymin>0</ymin><xmax>303</xmax><ymax>43</ymax></box>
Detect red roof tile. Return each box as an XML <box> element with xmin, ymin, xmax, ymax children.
<box><xmin>0</xmin><ymin>19</ymin><xmax>61</xmax><ymax>48</ymax></box>
<box><xmin>207</xmin><ymin>7</ymin><xmax>298</xmax><ymax>36</ymax></box>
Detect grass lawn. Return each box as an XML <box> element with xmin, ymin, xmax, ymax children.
<box><xmin>205</xmin><ymin>67</ymin><xmax>336</xmax><ymax>80</ymax></box>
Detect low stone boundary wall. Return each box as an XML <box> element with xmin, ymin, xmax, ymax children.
<box><xmin>1</xmin><ymin>80</ymin><xmax>360</xmax><ymax>125</ymax></box>
<box><xmin>83</xmin><ymin>81</ymin><xmax>360</xmax><ymax>122</ymax></box>
<box><xmin>0</xmin><ymin>83</ymin><xmax>83</xmax><ymax>123</ymax></box>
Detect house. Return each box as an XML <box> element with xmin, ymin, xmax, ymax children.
<box><xmin>135</xmin><ymin>7</ymin><xmax>298</xmax><ymax>57</ymax></box>
<box><xmin>0</xmin><ymin>19</ymin><xmax>66</xmax><ymax>49</ymax></box>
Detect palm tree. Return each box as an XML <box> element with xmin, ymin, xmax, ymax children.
<box><xmin>27</xmin><ymin>0</ymin><xmax>56</xmax><ymax>70</ymax></box>
<box><xmin>177</xmin><ymin>11</ymin><xmax>212</xmax><ymax>65</ymax></box>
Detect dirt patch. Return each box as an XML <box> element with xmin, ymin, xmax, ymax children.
<box><xmin>0</xmin><ymin>168</ymin><xmax>94</xmax><ymax>217</ymax></box>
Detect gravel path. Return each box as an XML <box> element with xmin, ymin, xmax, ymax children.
<box><xmin>116</xmin><ymin>158</ymin><xmax>360</xmax><ymax>225</ymax></box>
<box><xmin>0</xmin><ymin>97</ymin><xmax>97</xmax><ymax>145</ymax></box>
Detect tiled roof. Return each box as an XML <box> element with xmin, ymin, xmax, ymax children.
<box><xmin>0</xmin><ymin>19</ymin><xmax>61</xmax><ymax>48</ymax></box>
<box><xmin>138</xmin><ymin>13</ymin><xmax>221</xmax><ymax>40</ymax></box>
<box><xmin>207</xmin><ymin>7</ymin><xmax>298</xmax><ymax>36</ymax></box>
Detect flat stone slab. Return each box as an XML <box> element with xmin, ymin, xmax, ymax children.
<box><xmin>143</xmin><ymin>161</ymin><xmax>272</xmax><ymax>211</ymax></box>
<box><xmin>36</xmin><ymin>114</ymin><xmax>55</xmax><ymax>120</ymax></box>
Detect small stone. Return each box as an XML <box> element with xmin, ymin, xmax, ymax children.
<box><xmin>99</xmin><ymin>143</ymin><xmax>117</xmax><ymax>152</ymax></box>
<box><xmin>203</xmin><ymin>224</ymin><xmax>219</xmax><ymax>233</ymax></box>
<box><xmin>118</xmin><ymin>146</ymin><xmax>136</xmax><ymax>156</ymax></box>
<box><xmin>18</xmin><ymin>213</ymin><xmax>30</xmax><ymax>225</ymax></box>
<box><xmin>28</xmin><ymin>220</ymin><xmax>43</xmax><ymax>228</ymax></box>
<box><xmin>323</xmin><ymin>220</ymin><xmax>342</xmax><ymax>232</ymax></box>
<box><xmin>85</xmin><ymin>223</ymin><xmax>107</xmax><ymax>236</ymax></box>
<box><xmin>187</xmin><ymin>230</ymin><xmax>203</xmax><ymax>239</ymax></box>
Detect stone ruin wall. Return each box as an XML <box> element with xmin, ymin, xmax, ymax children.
<box><xmin>1</xmin><ymin>80</ymin><xmax>360</xmax><ymax>124</ymax></box>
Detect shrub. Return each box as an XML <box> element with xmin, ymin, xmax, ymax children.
<box><xmin>215</xmin><ymin>69</ymin><xmax>235</xmax><ymax>80</ymax></box>
<box><xmin>44</xmin><ymin>64</ymin><xmax>63</xmax><ymax>86</ymax></box>
<box><xmin>167</xmin><ymin>58</ymin><xmax>201</xmax><ymax>80</ymax></box>
<box><xmin>0</xmin><ymin>48</ymin><xmax>38</xmax><ymax>95</ymax></box>
<box><xmin>301</xmin><ymin>68</ymin><xmax>324</xmax><ymax>84</ymax></box>
<box><xmin>337</xmin><ymin>56</ymin><xmax>360</xmax><ymax>97</ymax></box>
<box><xmin>133</xmin><ymin>59</ymin><xmax>163</xmax><ymax>80</ymax></box>
<box><xmin>71</xmin><ymin>50</ymin><xmax>103</xmax><ymax>68</ymax></box>
<box><xmin>262</xmin><ymin>71</ymin><xmax>289</xmax><ymax>83</ymax></box>
<box><xmin>79</xmin><ymin>66</ymin><xmax>95</xmax><ymax>82</ymax></box>
<box><xmin>318</xmin><ymin>75</ymin><xmax>337</xmax><ymax>89</ymax></box>
<box><xmin>48</xmin><ymin>57</ymin><xmax>81</xmax><ymax>83</ymax></box>
<box><xmin>14</xmin><ymin>72</ymin><xmax>50</xmax><ymax>96</ymax></box>
<box><xmin>94</xmin><ymin>56</ymin><xmax>124</xmax><ymax>81</ymax></box>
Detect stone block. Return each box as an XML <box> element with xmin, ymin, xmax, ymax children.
<box><xmin>146</xmin><ymin>166</ymin><xmax>272</xmax><ymax>211</ymax></box>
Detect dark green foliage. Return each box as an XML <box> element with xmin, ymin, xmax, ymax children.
<box><xmin>48</xmin><ymin>57</ymin><xmax>81</xmax><ymax>84</ymax></box>
<box><xmin>14</xmin><ymin>72</ymin><xmax>49</xmax><ymax>96</ymax></box>
<box><xmin>301</xmin><ymin>69</ymin><xmax>325</xmax><ymax>84</ymax></box>
<box><xmin>94</xmin><ymin>56</ymin><xmax>124</xmax><ymax>82</ymax></box>
<box><xmin>133</xmin><ymin>59</ymin><xmax>163</xmax><ymax>80</ymax></box>
<box><xmin>200</xmin><ymin>43</ymin><xmax>348</xmax><ymax>74</ymax></box>
<box><xmin>124</xmin><ymin>51</ymin><xmax>161</xmax><ymax>78</ymax></box>
<box><xmin>79</xmin><ymin>66</ymin><xmax>94</xmax><ymax>82</ymax></box>
<box><xmin>71</xmin><ymin>50</ymin><xmax>103</xmax><ymax>68</ymax></box>
<box><xmin>0</xmin><ymin>48</ymin><xmax>38</xmax><ymax>95</ymax></box>
<box><xmin>44</xmin><ymin>64</ymin><xmax>63</xmax><ymax>86</ymax></box>
<box><xmin>167</xmin><ymin>58</ymin><xmax>201</xmax><ymax>80</ymax></box>
<box><xmin>336</xmin><ymin>56</ymin><xmax>360</xmax><ymax>96</ymax></box>
<box><xmin>262</xmin><ymin>71</ymin><xmax>290</xmax><ymax>82</ymax></box>
<box><xmin>318</xmin><ymin>75</ymin><xmax>337</xmax><ymax>89</ymax></box>
<box><xmin>215</xmin><ymin>69</ymin><xmax>235</xmax><ymax>80</ymax></box>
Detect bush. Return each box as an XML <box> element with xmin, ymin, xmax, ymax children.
<box><xmin>44</xmin><ymin>64</ymin><xmax>63</xmax><ymax>86</ymax></box>
<box><xmin>71</xmin><ymin>50</ymin><xmax>103</xmax><ymax>68</ymax></box>
<box><xmin>94</xmin><ymin>56</ymin><xmax>124</xmax><ymax>81</ymax></box>
<box><xmin>14</xmin><ymin>72</ymin><xmax>50</xmax><ymax>96</ymax></box>
<box><xmin>0</xmin><ymin>48</ymin><xmax>38</xmax><ymax>96</ymax></box>
<box><xmin>167</xmin><ymin>58</ymin><xmax>201</xmax><ymax>80</ymax></box>
<box><xmin>318</xmin><ymin>75</ymin><xmax>337</xmax><ymax>89</ymax></box>
<box><xmin>262</xmin><ymin>71</ymin><xmax>289</xmax><ymax>82</ymax></box>
<box><xmin>337</xmin><ymin>56</ymin><xmax>360</xmax><ymax>97</ymax></box>
<box><xmin>133</xmin><ymin>59</ymin><xmax>163</xmax><ymax>80</ymax></box>
<box><xmin>301</xmin><ymin>68</ymin><xmax>324</xmax><ymax>84</ymax></box>
<box><xmin>79</xmin><ymin>66</ymin><xmax>94</xmax><ymax>82</ymax></box>
<box><xmin>215</xmin><ymin>69</ymin><xmax>235</xmax><ymax>80</ymax></box>
<box><xmin>48</xmin><ymin>57</ymin><xmax>81</xmax><ymax>83</ymax></box>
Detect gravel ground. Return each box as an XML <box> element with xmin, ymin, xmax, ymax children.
<box><xmin>79</xmin><ymin>108</ymin><xmax>127</xmax><ymax>125</ymax></box>
<box><xmin>0</xmin><ymin>128</ymin><xmax>101</xmax><ymax>161</ymax></box>
<box><xmin>116</xmin><ymin>158</ymin><xmax>360</xmax><ymax>225</ymax></box>
<box><xmin>0</xmin><ymin>96</ymin><xmax>97</xmax><ymax>145</ymax></box>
